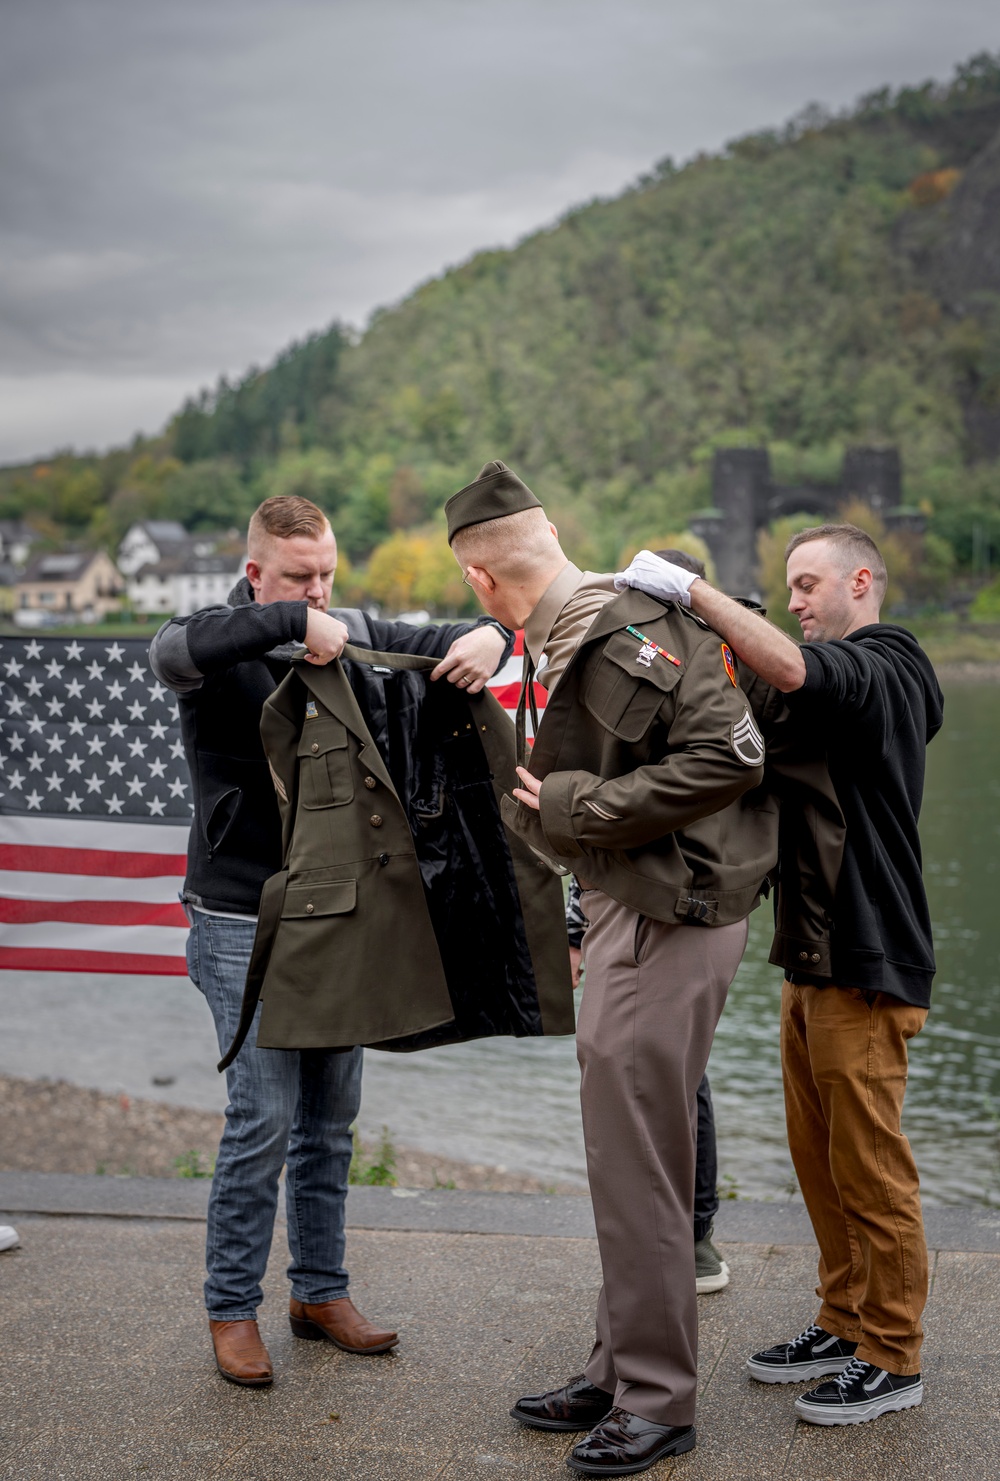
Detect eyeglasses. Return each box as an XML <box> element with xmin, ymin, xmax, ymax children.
<box><xmin>462</xmin><ymin>571</ymin><xmax>473</xmax><ymax>587</ymax></box>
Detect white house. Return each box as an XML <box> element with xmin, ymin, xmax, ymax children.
<box><xmin>128</xmin><ymin>553</ymin><xmax>244</xmax><ymax>617</ymax></box>
<box><xmin>117</xmin><ymin>520</ymin><xmax>192</xmax><ymax>576</ymax></box>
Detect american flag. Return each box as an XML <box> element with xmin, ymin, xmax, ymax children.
<box><xmin>0</xmin><ymin>630</ymin><xmax>545</xmax><ymax>976</ymax></box>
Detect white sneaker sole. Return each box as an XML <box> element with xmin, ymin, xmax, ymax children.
<box><xmin>696</xmin><ymin>1261</ymin><xmax>730</xmax><ymax>1294</ymax></box>
<box><xmin>794</xmin><ymin>1383</ymin><xmax>924</xmax><ymax>1425</ymax></box>
<box><xmin>747</xmin><ymin>1356</ymin><xmax>853</xmax><ymax>1385</ymax></box>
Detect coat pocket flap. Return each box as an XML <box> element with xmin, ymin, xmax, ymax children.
<box><xmin>583</xmin><ymin>629</ymin><xmax>680</xmax><ymax>742</ymax></box>
<box><xmin>599</xmin><ymin>629</ymin><xmax>682</xmax><ymax>693</ymax></box>
<box><xmin>296</xmin><ymin>719</ymin><xmax>349</xmax><ymax>757</ymax></box>
<box><xmin>281</xmin><ymin>878</ymin><xmax>357</xmax><ymax>918</ymax></box>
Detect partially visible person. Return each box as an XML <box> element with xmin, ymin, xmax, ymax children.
<box><xmin>448</xmin><ymin>460</ymin><xmax>778</xmax><ymax>1476</ymax></box>
<box><xmin>617</xmin><ymin>525</ymin><xmax>943</xmax><ymax>1427</ymax></box>
<box><xmin>150</xmin><ymin>495</ymin><xmax>512</xmax><ymax>1388</ymax></box>
<box><xmin>653</xmin><ymin>549</ymin><xmax>728</xmax><ymax>1296</ymax></box>
<box><xmin>566</xmin><ymin>889</ymin><xmax>728</xmax><ymax>1294</ymax></box>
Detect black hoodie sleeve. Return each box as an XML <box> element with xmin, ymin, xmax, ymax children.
<box><xmin>149</xmin><ymin>601</ymin><xmax>309</xmax><ymax>693</ymax></box>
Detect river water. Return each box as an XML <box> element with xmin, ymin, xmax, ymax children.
<box><xmin>1</xmin><ymin>682</ymin><xmax>997</xmax><ymax>1207</ymax></box>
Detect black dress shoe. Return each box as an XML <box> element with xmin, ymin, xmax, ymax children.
<box><xmin>511</xmin><ymin>1374</ymin><xmax>615</xmax><ymax>1432</ymax></box>
<box><xmin>567</xmin><ymin>1408</ymin><xmax>696</xmax><ymax>1476</ymax></box>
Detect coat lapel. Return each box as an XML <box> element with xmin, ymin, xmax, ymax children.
<box><xmin>296</xmin><ymin>660</ymin><xmax>399</xmax><ymax>799</ymax></box>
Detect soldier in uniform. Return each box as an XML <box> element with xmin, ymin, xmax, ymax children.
<box><xmin>446</xmin><ymin>461</ymin><xmax>780</xmax><ymax>1477</ymax></box>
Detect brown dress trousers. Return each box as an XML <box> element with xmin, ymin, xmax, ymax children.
<box><xmin>781</xmin><ymin>980</ymin><xmax>929</xmax><ymax>1374</ymax></box>
<box><xmin>578</xmin><ymin>888</ymin><xmax>749</xmax><ymax>1426</ymax></box>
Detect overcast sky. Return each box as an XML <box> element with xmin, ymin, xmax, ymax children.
<box><xmin>1</xmin><ymin>0</ymin><xmax>997</xmax><ymax>464</ymax></box>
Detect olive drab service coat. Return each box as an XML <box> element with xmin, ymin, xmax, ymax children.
<box><xmin>220</xmin><ymin>643</ymin><xmax>573</xmax><ymax>1067</ymax></box>
<box><xmin>504</xmin><ymin>589</ymin><xmax>847</xmax><ymax>967</ymax></box>
<box><xmin>503</xmin><ymin>590</ymin><xmax>782</xmax><ymax>926</ymax></box>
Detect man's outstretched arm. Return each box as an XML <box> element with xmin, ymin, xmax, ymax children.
<box><xmin>616</xmin><ymin>551</ymin><xmax>807</xmax><ymax>693</ymax></box>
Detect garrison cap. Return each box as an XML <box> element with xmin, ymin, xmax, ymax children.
<box><xmin>445</xmin><ymin>460</ymin><xmax>542</xmax><ymax>544</ymax></box>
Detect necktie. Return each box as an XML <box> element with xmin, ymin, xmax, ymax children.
<box><xmin>514</xmin><ymin>650</ymin><xmax>539</xmax><ymax>770</ymax></box>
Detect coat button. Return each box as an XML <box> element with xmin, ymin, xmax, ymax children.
<box><xmin>378</xmin><ymin>852</ymin><xmax>390</xmax><ymax>867</ymax></box>
<box><xmin>364</xmin><ymin>776</ymin><xmax>377</xmax><ymax>789</ymax></box>
<box><xmin>810</xmin><ymin>952</ymin><xmax>821</xmax><ymax>963</ymax></box>
<box><xmin>798</xmin><ymin>951</ymin><xmax>809</xmax><ymax>961</ymax></box>
<box><xmin>310</xmin><ymin>742</ymin><xmax>319</xmax><ymax>754</ymax></box>
<box><xmin>369</xmin><ymin>814</ymin><xmax>383</xmax><ymax>828</ymax></box>
<box><xmin>305</xmin><ymin>903</ymin><xmax>314</xmax><ymax>914</ymax></box>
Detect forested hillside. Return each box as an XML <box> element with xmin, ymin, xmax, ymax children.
<box><xmin>3</xmin><ymin>52</ymin><xmax>1000</xmax><ymax>610</ymax></box>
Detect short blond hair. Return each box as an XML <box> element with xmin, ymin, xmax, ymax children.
<box><xmin>786</xmin><ymin>523</ymin><xmax>888</xmax><ymax>600</ymax></box>
<box><xmin>451</xmin><ymin>506</ymin><xmax>557</xmax><ymax>579</ymax></box>
<box><xmin>247</xmin><ymin>495</ymin><xmax>330</xmax><ymax>558</ymax></box>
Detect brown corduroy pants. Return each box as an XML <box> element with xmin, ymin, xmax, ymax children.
<box><xmin>577</xmin><ymin>889</ymin><xmax>749</xmax><ymax>1426</ymax></box>
<box><xmin>781</xmin><ymin>980</ymin><xmax>929</xmax><ymax>1375</ymax></box>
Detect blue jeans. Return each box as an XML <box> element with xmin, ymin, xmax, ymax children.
<box><xmin>186</xmin><ymin>911</ymin><xmax>363</xmax><ymax>1321</ymax></box>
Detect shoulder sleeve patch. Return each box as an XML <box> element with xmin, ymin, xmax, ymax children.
<box><xmin>731</xmin><ymin>708</ymin><xmax>765</xmax><ymax>767</ymax></box>
<box><xmin>721</xmin><ymin>643</ymin><xmax>737</xmax><ymax>686</ymax></box>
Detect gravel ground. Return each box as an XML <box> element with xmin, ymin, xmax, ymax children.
<box><xmin>0</xmin><ymin>1074</ymin><xmax>583</xmax><ymax>1194</ymax></box>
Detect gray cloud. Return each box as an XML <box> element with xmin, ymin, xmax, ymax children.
<box><xmin>1</xmin><ymin>0</ymin><xmax>997</xmax><ymax>461</ymax></box>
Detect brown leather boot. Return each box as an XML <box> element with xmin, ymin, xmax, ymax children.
<box><xmin>209</xmin><ymin>1318</ymin><xmax>273</xmax><ymax>1386</ymax></box>
<box><xmin>288</xmin><ymin>1296</ymin><xmax>398</xmax><ymax>1354</ymax></box>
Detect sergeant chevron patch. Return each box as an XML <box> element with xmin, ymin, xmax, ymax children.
<box><xmin>731</xmin><ymin>708</ymin><xmax>765</xmax><ymax>766</ymax></box>
<box><xmin>268</xmin><ymin>759</ymin><xmax>288</xmax><ymax>802</ymax></box>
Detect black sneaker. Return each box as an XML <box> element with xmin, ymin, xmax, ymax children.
<box><xmin>794</xmin><ymin>1358</ymin><xmax>923</xmax><ymax>1425</ymax></box>
<box><xmin>694</xmin><ymin>1224</ymin><xmax>730</xmax><ymax>1294</ymax></box>
<box><xmin>747</xmin><ymin>1323</ymin><xmax>858</xmax><ymax>1384</ymax></box>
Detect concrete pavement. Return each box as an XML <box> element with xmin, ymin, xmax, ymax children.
<box><xmin>1</xmin><ymin>1175</ymin><xmax>998</xmax><ymax>1480</ymax></box>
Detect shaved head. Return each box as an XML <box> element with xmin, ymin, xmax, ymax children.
<box><xmin>452</xmin><ymin>506</ymin><xmax>559</xmax><ymax>580</ymax></box>
<box><xmin>453</xmin><ymin>504</ymin><xmax>567</xmax><ymax>630</ymax></box>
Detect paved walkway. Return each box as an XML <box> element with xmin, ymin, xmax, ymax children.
<box><xmin>1</xmin><ymin>1175</ymin><xmax>998</xmax><ymax>1480</ymax></box>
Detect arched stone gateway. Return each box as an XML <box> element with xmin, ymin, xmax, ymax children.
<box><xmin>689</xmin><ymin>445</ymin><xmax>922</xmax><ymax>597</ymax></box>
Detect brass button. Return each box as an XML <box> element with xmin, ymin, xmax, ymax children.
<box><xmin>798</xmin><ymin>951</ymin><xmax>808</xmax><ymax>961</ymax></box>
<box><xmin>364</xmin><ymin>776</ymin><xmax>377</xmax><ymax>790</ymax></box>
<box><xmin>810</xmin><ymin>952</ymin><xmax>821</xmax><ymax>963</ymax></box>
<box><xmin>369</xmin><ymin>814</ymin><xmax>383</xmax><ymax>828</ymax></box>
<box><xmin>305</xmin><ymin>903</ymin><xmax>314</xmax><ymax>914</ymax></box>
<box><xmin>310</xmin><ymin>742</ymin><xmax>319</xmax><ymax>754</ymax></box>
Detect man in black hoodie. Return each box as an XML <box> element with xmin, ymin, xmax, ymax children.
<box><xmin>618</xmin><ymin>524</ymin><xmax>943</xmax><ymax>1430</ymax></box>
<box><xmin>150</xmin><ymin>494</ymin><xmax>511</xmax><ymax>1388</ymax></box>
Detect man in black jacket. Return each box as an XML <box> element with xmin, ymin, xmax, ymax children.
<box><xmin>618</xmin><ymin>524</ymin><xmax>943</xmax><ymax>1429</ymax></box>
<box><xmin>150</xmin><ymin>494</ymin><xmax>511</xmax><ymax>1387</ymax></box>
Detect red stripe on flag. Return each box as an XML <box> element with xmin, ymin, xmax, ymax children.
<box><xmin>489</xmin><ymin>682</ymin><xmax>549</xmax><ymax>710</ymax></box>
<box><xmin>0</xmin><ymin>844</ymin><xmax>187</xmax><ymax>878</ymax></box>
<box><xmin>0</xmin><ymin>947</ymin><xmax>189</xmax><ymax>975</ymax></box>
<box><xmin>0</xmin><ymin>899</ymin><xmax>188</xmax><ymax>927</ymax></box>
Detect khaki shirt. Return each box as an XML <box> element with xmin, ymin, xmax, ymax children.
<box><xmin>524</xmin><ymin>563</ymin><xmax>616</xmax><ymax>694</ymax></box>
